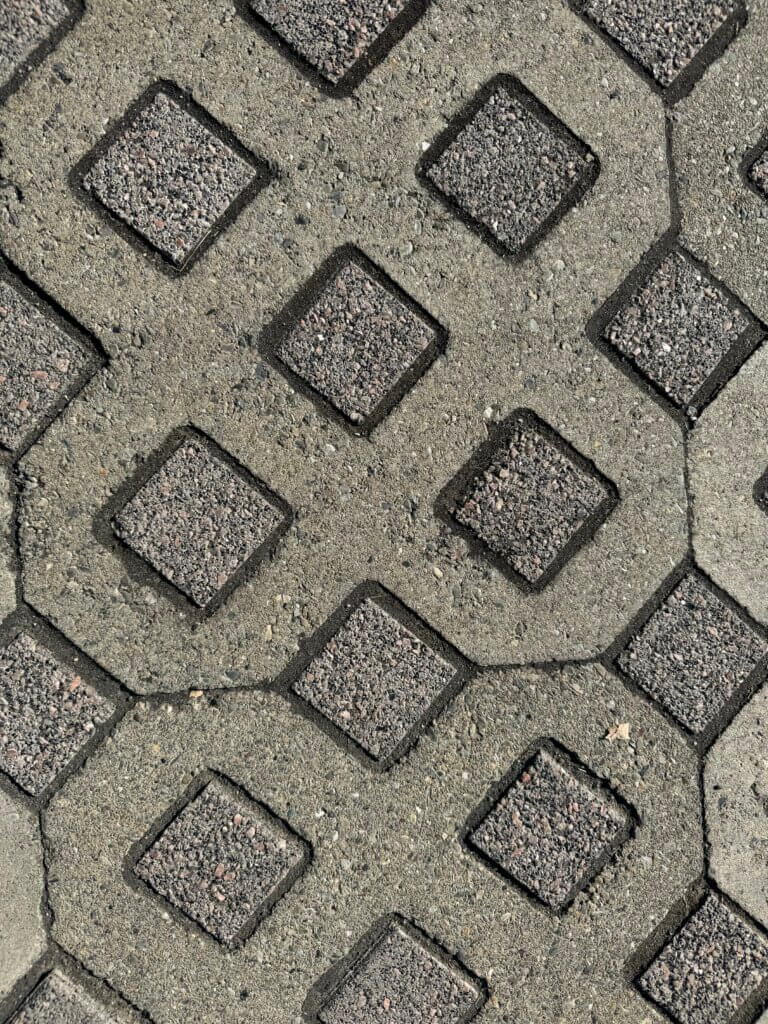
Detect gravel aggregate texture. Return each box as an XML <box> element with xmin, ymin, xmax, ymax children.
<box><xmin>638</xmin><ymin>892</ymin><xmax>768</xmax><ymax>1024</ymax></box>
<box><xmin>112</xmin><ymin>436</ymin><xmax>286</xmax><ymax>609</ymax></box>
<box><xmin>0</xmin><ymin>0</ymin><xmax>71</xmax><ymax>92</ymax></box>
<box><xmin>617</xmin><ymin>572</ymin><xmax>768</xmax><ymax>739</ymax></box>
<box><xmin>467</xmin><ymin>746</ymin><xmax>631</xmax><ymax>911</ymax></box>
<box><xmin>747</xmin><ymin>149</ymin><xmax>768</xmax><ymax>199</ymax></box>
<box><xmin>0</xmin><ymin>632</ymin><xmax>113</xmax><ymax>797</ymax></box>
<box><xmin>7</xmin><ymin>970</ymin><xmax>115</xmax><ymax>1024</ymax></box>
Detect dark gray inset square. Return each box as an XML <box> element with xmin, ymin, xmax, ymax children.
<box><xmin>132</xmin><ymin>776</ymin><xmax>310</xmax><ymax>948</ymax></box>
<box><xmin>6</xmin><ymin>969</ymin><xmax>116</xmax><ymax>1024</ymax></box>
<box><xmin>600</xmin><ymin>249</ymin><xmax>754</xmax><ymax>419</ymax></box>
<box><xmin>308</xmin><ymin>916</ymin><xmax>486</xmax><ymax>1024</ymax></box>
<box><xmin>747</xmin><ymin>147</ymin><xmax>768</xmax><ymax>200</ymax></box>
<box><xmin>436</xmin><ymin>410</ymin><xmax>618</xmax><ymax>592</ymax></box>
<box><xmin>0</xmin><ymin>632</ymin><xmax>115</xmax><ymax>797</ymax></box>
<box><xmin>420</xmin><ymin>76</ymin><xmax>598</xmax><ymax>261</ymax></box>
<box><xmin>465</xmin><ymin>743</ymin><xmax>633</xmax><ymax>912</ymax></box>
<box><xmin>616</xmin><ymin>571</ymin><xmax>768</xmax><ymax>741</ymax></box>
<box><xmin>265</xmin><ymin>249</ymin><xmax>445</xmax><ymax>435</ymax></box>
<box><xmin>0</xmin><ymin>0</ymin><xmax>79</xmax><ymax>101</ymax></box>
<box><xmin>76</xmin><ymin>83</ymin><xmax>269</xmax><ymax>271</ymax></box>
<box><xmin>637</xmin><ymin>892</ymin><xmax>768</xmax><ymax>1024</ymax></box>
<box><xmin>284</xmin><ymin>584</ymin><xmax>469</xmax><ymax>770</ymax></box>
<box><xmin>111</xmin><ymin>433</ymin><xmax>290</xmax><ymax>612</ymax></box>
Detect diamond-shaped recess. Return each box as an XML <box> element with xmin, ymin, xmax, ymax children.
<box><xmin>437</xmin><ymin>410</ymin><xmax>618</xmax><ymax>591</ymax></box>
<box><xmin>421</xmin><ymin>76</ymin><xmax>598</xmax><ymax>260</ymax></box>
<box><xmin>465</xmin><ymin>744</ymin><xmax>633</xmax><ymax>912</ymax></box>
<box><xmin>133</xmin><ymin>777</ymin><xmax>310</xmax><ymax>947</ymax></box>
<box><xmin>111</xmin><ymin>433</ymin><xmax>290</xmax><ymax>611</ymax></box>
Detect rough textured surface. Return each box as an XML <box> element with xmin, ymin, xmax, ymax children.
<box><xmin>0</xmin><ymin>0</ymin><xmax>70</xmax><ymax>91</ymax></box>
<box><xmin>316</xmin><ymin>921</ymin><xmax>483</xmax><ymax>1024</ymax></box>
<box><xmin>291</xmin><ymin>596</ymin><xmax>457</xmax><ymax>762</ymax></box>
<box><xmin>617</xmin><ymin>572</ymin><xmax>768</xmax><ymax>738</ymax></box>
<box><xmin>0</xmin><ymin>788</ymin><xmax>45</xmax><ymax>998</ymax></box>
<box><xmin>112</xmin><ymin>437</ymin><xmax>285</xmax><ymax>609</ymax></box>
<box><xmin>7</xmin><ymin>971</ymin><xmax>114</xmax><ymax>1024</ymax></box>
<box><xmin>747</xmin><ymin>148</ymin><xmax>768</xmax><ymax>198</ymax></box>
<box><xmin>468</xmin><ymin>746</ymin><xmax>630</xmax><ymax>911</ymax></box>
<box><xmin>134</xmin><ymin>777</ymin><xmax>307</xmax><ymax>947</ymax></box>
<box><xmin>638</xmin><ymin>892</ymin><xmax>768</xmax><ymax>1024</ymax></box>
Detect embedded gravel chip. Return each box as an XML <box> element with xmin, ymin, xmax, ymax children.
<box><xmin>467</xmin><ymin>747</ymin><xmax>630</xmax><ymax>911</ymax></box>
<box><xmin>317</xmin><ymin>921</ymin><xmax>483</xmax><ymax>1024</ymax></box>
<box><xmin>617</xmin><ymin>572</ymin><xmax>768</xmax><ymax>737</ymax></box>
<box><xmin>276</xmin><ymin>259</ymin><xmax>439</xmax><ymax>430</ymax></box>
<box><xmin>248</xmin><ymin>0</ymin><xmax>410</xmax><ymax>85</ymax></box>
<box><xmin>0</xmin><ymin>633</ymin><xmax>113</xmax><ymax>797</ymax></box>
<box><xmin>134</xmin><ymin>779</ymin><xmax>308</xmax><ymax>947</ymax></box>
<box><xmin>452</xmin><ymin>414</ymin><xmax>615</xmax><ymax>587</ymax></box>
<box><xmin>638</xmin><ymin>893</ymin><xmax>768</xmax><ymax>1024</ymax></box>
<box><xmin>8</xmin><ymin>970</ymin><xmax>116</xmax><ymax>1024</ymax></box>
<box><xmin>291</xmin><ymin>597</ymin><xmax>457</xmax><ymax>764</ymax></box>
<box><xmin>112</xmin><ymin>437</ymin><xmax>285</xmax><ymax>609</ymax></box>
<box><xmin>603</xmin><ymin>251</ymin><xmax>751</xmax><ymax>413</ymax></box>
<box><xmin>576</xmin><ymin>0</ymin><xmax>739</xmax><ymax>89</ymax></box>
<box><xmin>81</xmin><ymin>91</ymin><xmax>259</xmax><ymax>268</ymax></box>
<box><xmin>0</xmin><ymin>279</ymin><xmax>91</xmax><ymax>453</ymax></box>
<box><xmin>747</xmin><ymin>148</ymin><xmax>768</xmax><ymax>200</ymax></box>
<box><xmin>425</xmin><ymin>81</ymin><xmax>596</xmax><ymax>257</ymax></box>
<box><xmin>0</xmin><ymin>0</ymin><xmax>71</xmax><ymax>92</ymax></box>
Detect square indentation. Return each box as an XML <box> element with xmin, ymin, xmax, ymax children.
<box><xmin>464</xmin><ymin>742</ymin><xmax>634</xmax><ymax>912</ymax></box>
<box><xmin>75</xmin><ymin>83</ymin><xmax>270</xmax><ymax>272</ymax></box>
<box><xmin>309</xmin><ymin>916</ymin><xmax>486</xmax><ymax>1024</ymax></box>
<box><xmin>110</xmin><ymin>431</ymin><xmax>291</xmax><ymax>613</ymax></box>
<box><xmin>636</xmin><ymin>891</ymin><xmax>768</xmax><ymax>1024</ymax></box>
<box><xmin>7</xmin><ymin>969</ymin><xmax>117</xmax><ymax>1023</ymax></box>
<box><xmin>132</xmin><ymin>775</ymin><xmax>310</xmax><ymax>947</ymax></box>
<box><xmin>436</xmin><ymin>410</ymin><xmax>618</xmax><ymax>591</ymax></box>
<box><xmin>0</xmin><ymin>265</ymin><xmax>102</xmax><ymax>457</ymax></box>
<box><xmin>0</xmin><ymin>632</ymin><xmax>116</xmax><ymax>798</ymax></box>
<box><xmin>420</xmin><ymin>76</ymin><xmax>598</xmax><ymax>261</ymax></box>
<box><xmin>746</xmin><ymin>145</ymin><xmax>768</xmax><ymax>201</ymax></box>
<box><xmin>597</xmin><ymin>249</ymin><xmax>756</xmax><ymax>421</ymax></box>
<box><xmin>244</xmin><ymin>0</ymin><xmax>427</xmax><ymax>92</ymax></box>
<box><xmin>572</xmin><ymin>0</ymin><xmax>743</xmax><ymax>99</ymax></box>
<box><xmin>0</xmin><ymin>1</ymin><xmax>79</xmax><ymax>100</ymax></box>
<box><xmin>263</xmin><ymin>249</ymin><xmax>445</xmax><ymax>435</ymax></box>
<box><xmin>283</xmin><ymin>584</ymin><xmax>470</xmax><ymax>770</ymax></box>
<box><xmin>616</xmin><ymin>570</ymin><xmax>768</xmax><ymax>743</ymax></box>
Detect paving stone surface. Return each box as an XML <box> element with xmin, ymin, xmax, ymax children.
<box><xmin>0</xmin><ymin>788</ymin><xmax>45</xmax><ymax>998</ymax></box>
<box><xmin>6</xmin><ymin>970</ymin><xmax>115</xmax><ymax>1024</ymax></box>
<box><xmin>0</xmin><ymin>0</ymin><xmax>73</xmax><ymax>96</ymax></box>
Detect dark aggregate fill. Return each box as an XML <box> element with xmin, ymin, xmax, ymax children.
<box><xmin>318</xmin><ymin>922</ymin><xmax>482</xmax><ymax>1024</ymax></box>
<box><xmin>468</xmin><ymin>748</ymin><xmax>629</xmax><ymax>910</ymax></box>
<box><xmin>134</xmin><ymin>779</ymin><xmax>306</xmax><ymax>946</ymax></box>
<box><xmin>249</xmin><ymin>0</ymin><xmax>409</xmax><ymax>85</ymax></box>
<box><xmin>0</xmin><ymin>633</ymin><xmax>113</xmax><ymax>796</ymax></box>
<box><xmin>426</xmin><ymin>84</ymin><xmax>595</xmax><ymax>257</ymax></box>
<box><xmin>113</xmin><ymin>438</ymin><xmax>284</xmax><ymax>608</ymax></box>
<box><xmin>618</xmin><ymin>572</ymin><xmax>768</xmax><ymax>736</ymax></box>
<box><xmin>292</xmin><ymin>598</ymin><xmax>456</xmax><ymax>761</ymax></box>
<box><xmin>0</xmin><ymin>280</ymin><xmax>90</xmax><ymax>452</ymax></box>
<box><xmin>277</xmin><ymin>260</ymin><xmax>437</xmax><ymax>428</ymax></box>
<box><xmin>453</xmin><ymin>415</ymin><xmax>612</xmax><ymax>585</ymax></box>
<box><xmin>8</xmin><ymin>970</ymin><xmax>114</xmax><ymax>1024</ymax></box>
<box><xmin>748</xmin><ymin>149</ymin><xmax>768</xmax><ymax>199</ymax></box>
<box><xmin>639</xmin><ymin>893</ymin><xmax>768</xmax><ymax>1024</ymax></box>
<box><xmin>603</xmin><ymin>251</ymin><xmax>750</xmax><ymax>412</ymax></box>
<box><xmin>82</xmin><ymin>92</ymin><xmax>256</xmax><ymax>267</ymax></box>
<box><xmin>577</xmin><ymin>0</ymin><xmax>738</xmax><ymax>88</ymax></box>
<box><xmin>0</xmin><ymin>0</ymin><xmax>70</xmax><ymax>90</ymax></box>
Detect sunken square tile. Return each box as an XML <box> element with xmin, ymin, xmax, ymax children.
<box><xmin>573</xmin><ymin>0</ymin><xmax>743</xmax><ymax>98</ymax></box>
<box><xmin>599</xmin><ymin>249</ymin><xmax>754</xmax><ymax>419</ymax></box>
<box><xmin>0</xmin><ymin>0</ymin><xmax>78</xmax><ymax>99</ymax></box>
<box><xmin>421</xmin><ymin>76</ymin><xmax>598</xmax><ymax>260</ymax></box>
<box><xmin>7</xmin><ymin>969</ymin><xmax>116</xmax><ymax>1024</ymax></box>
<box><xmin>111</xmin><ymin>433</ymin><xmax>290</xmax><ymax>612</ymax></box>
<box><xmin>616</xmin><ymin>570</ymin><xmax>768</xmax><ymax>742</ymax></box>
<box><xmin>465</xmin><ymin>743</ymin><xmax>633</xmax><ymax>911</ymax></box>
<box><xmin>265</xmin><ymin>250</ymin><xmax>445</xmax><ymax>434</ymax></box>
<box><xmin>0</xmin><ymin>632</ymin><xmax>115</xmax><ymax>797</ymax></box>
<box><xmin>285</xmin><ymin>585</ymin><xmax>468</xmax><ymax>769</ymax></box>
<box><xmin>76</xmin><ymin>83</ymin><xmax>269</xmax><ymax>271</ymax></box>
<box><xmin>0</xmin><ymin>271</ymin><xmax>99</xmax><ymax>456</ymax></box>
<box><xmin>746</xmin><ymin>146</ymin><xmax>768</xmax><ymax>201</ymax></box>
<box><xmin>309</xmin><ymin>916</ymin><xmax>486</xmax><ymax>1024</ymax></box>
<box><xmin>246</xmin><ymin>0</ymin><xmax>424</xmax><ymax>91</ymax></box>
<box><xmin>637</xmin><ymin>891</ymin><xmax>768</xmax><ymax>1024</ymax></box>
<box><xmin>133</xmin><ymin>776</ymin><xmax>310</xmax><ymax>947</ymax></box>
<box><xmin>437</xmin><ymin>410</ymin><xmax>617</xmax><ymax>591</ymax></box>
